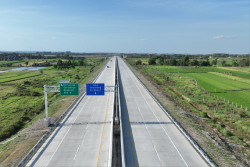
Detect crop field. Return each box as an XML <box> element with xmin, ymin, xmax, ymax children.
<box><xmin>186</xmin><ymin>73</ymin><xmax>250</xmax><ymax>107</ymax></box>
<box><xmin>126</xmin><ymin>58</ymin><xmax>250</xmax><ymax>149</ymax></box>
<box><xmin>0</xmin><ymin>57</ymin><xmax>106</xmax><ymax>141</ymax></box>
<box><xmin>0</xmin><ymin>71</ymin><xmax>42</xmax><ymax>83</ymax></box>
<box><xmin>151</xmin><ymin>66</ymin><xmax>250</xmax><ymax>110</ymax></box>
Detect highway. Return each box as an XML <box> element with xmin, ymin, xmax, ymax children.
<box><xmin>26</xmin><ymin>57</ymin><xmax>116</xmax><ymax>167</ymax></box>
<box><xmin>118</xmin><ymin>57</ymin><xmax>208</xmax><ymax>167</ymax></box>
<box><xmin>25</xmin><ymin>56</ymin><xmax>210</xmax><ymax>167</ymax></box>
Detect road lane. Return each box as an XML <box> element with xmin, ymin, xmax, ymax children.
<box><xmin>118</xmin><ymin>57</ymin><xmax>208</xmax><ymax>167</ymax></box>
<box><xmin>26</xmin><ymin>57</ymin><xmax>116</xmax><ymax>167</ymax></box>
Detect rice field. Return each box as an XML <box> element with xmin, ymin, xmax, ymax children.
<box><xmin>152</xmin><ymin>66</ymin><xmax>250</xmax><ymax>110</ymax></box>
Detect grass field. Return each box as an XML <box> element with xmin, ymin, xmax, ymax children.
<box><xmin>0</xmin><ymin>57</ymin><xmax>105</xmax><ymax>141</ymax></box>
<box><xmin>0</xmin><ymin>71</ymin><xmax>42</xmax><ymax>83</ymax></box>
<box><xmin>126</xmin><ymin>58</ymin><xmax>250</xmax><ymax>148</ymax></box>
<box><xmin>151</xmin><ymin>66</ymin><xmax>250</xmax><ymax>110</ymax></box>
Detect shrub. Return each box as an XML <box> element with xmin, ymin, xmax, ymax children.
<box><xmin>239</xmin><ymin>111</ymin><xmax>248</xmax><ymax>118</ymax></box>
<box><xmin>75</xmin><ymin>75</ymin><xmax>80</xmax><ymax>80</ymax></box>
<box><xmin>201</xmin><ymin>112</ymin><xmax>209</xmax><ymax>118</ymax></box>
<box><xmin>135</xmin><ymin>60</ymin><xmax>142</xmax><ymax>65</ymax></box>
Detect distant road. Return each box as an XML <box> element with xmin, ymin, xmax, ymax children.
<box><xmin>118</xmin><ymin>57</ymin><xmax>208</xmax><ymax>167</ymax></box>
<box><xmin>26</xmin><ymin>57</ymin><xmax>116</xmax><ymax>167</ymax></box>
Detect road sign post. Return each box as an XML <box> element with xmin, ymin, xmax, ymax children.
<box><xmin>43</xmin><ymin>83</ymin><xmax>79</xmax><ymax>127</ymax></box>
<box><xmin>44</xmin><ymin>85</ymin><xmax>51</xmax><ymax>127</ymax></box>
<box><xmin>86</xmin><ymin>83</ymin><xmax>105</xmax><ymax>95</ymax></box>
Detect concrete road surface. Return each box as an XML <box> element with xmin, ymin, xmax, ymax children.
<box><xmin>118</xmin><ymin>57</ymin><xmax>208</xmax><ymax>167</ymax></box>
<box><xmin>26</xmin><ymin>57</ymin><xmax>116</xmax><ymax>167</ymax></box>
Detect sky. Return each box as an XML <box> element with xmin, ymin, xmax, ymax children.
<box><xmin>0</xmin><ymin>0</ymin><xmax>249</xmax><ymax>54</ymax></box>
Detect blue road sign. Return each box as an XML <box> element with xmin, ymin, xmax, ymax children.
<box><xmin>86</xmin><ymin>83</ymin><xmax>105</xmax><ymax>95</ymax></box>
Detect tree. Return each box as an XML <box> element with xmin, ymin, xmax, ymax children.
<box><xmin>190</xmin><ymin>59</ymin><xmax>199</xmax><ymax>66</ymax></box>
<box><xmin>57</xmin><ymin>59</ymin><xmax>63</xmax><ymax>66</ymax></box>
<box><xmin>180</xmin><ymin>56</ymin><xmax>189</xmax><ymax>66</ymax></box>
<box><xmin>205</xmin><ymin>58</ymin><xmax>211</xmax><ymax>66</ymax></box>
<box><xmin>156</xmin><ymin>57</ymin><xmax>164</xmax><ymax>65</ymax></box>
<box><xmin>221</xmin><ymin>60</ymin><xmax>226</xmax><ymax>67</ymax></box>
<box><xmin>67</xmin><ymin>59</ymin><xmax>72</xmax><ymax>66</ymax></box>
<box><xmin>79</xmin><ymin>59</ymin><xmax>84</xmax><ymax>66</ymax></box>
<box><xmin>232</xmin><ymin>59</ymin><xmax>238</xmax><ymax>67</ymax></box>
<box><xmin>79</xmin><ymin>58</ymin><xmax>87</xmax><ymax>66</ymax></box>
<box><xmin>148</xmin><ymin>57</ymin><xmax>156</xmax><ymax>65</ymax></box>
<box><xmin>25</xmin><ymin>61</ymin><xmax>29</xmax><ymax>66</ymax></box>
<box><xmin>169</xmin><ymin>59</ymin><xmax>177</xmax><ymax>66</ymax></box>
<box><xmin>199</xmin><ymin>59</ymin><xmax>210</xmax><ymax>66</ymax></box>
<box><xmin>238</xmin><ymin>59</ymin><xmax>250</xmax><ymax>67</ymax></box>
<box><xmin>212</xmin><ymin>59</ymin><xmax>218</xmax><ymax>66</ymax></box>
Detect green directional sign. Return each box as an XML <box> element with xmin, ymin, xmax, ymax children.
<box><xmin>60</xmin><ymin>83</ymin><xmax>79</xmax><ymax>96</ymax></box>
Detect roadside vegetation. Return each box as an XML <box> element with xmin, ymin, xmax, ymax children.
<box><xmin>0</xmin><ymin>57</ymin><xmax>106</xmax><ymax>142</ymax></box>
<box><xmin>0</xmin><ymin>54</ymin><xmax>108</xmax><ymax>166</ymax></box>
<box><xmin>126</xmin><ymin>55</ymin><xmax>250</xmax><ymax>166</ymax></box>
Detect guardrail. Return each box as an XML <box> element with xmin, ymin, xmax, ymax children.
<box><xmin>122</xmin><ymin>58</ymin><xmax>217</xmax><ymax>167</ymax></box>
<box><xmin>116</xmin><ymin>58</ymin><xmax>126</xmax><ymax>167</ymax></box>
<box><xmin>18</xmin><ymin>59</ymin><xmax>110</xmax><ymax>167</ymax></box>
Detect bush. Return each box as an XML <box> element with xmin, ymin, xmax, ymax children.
<box><xmin>215</xmin><ymin>123</ymin><xmax>222</xmax><ymax>130</ymax></box>
<box><xmin>0</xmin><ymin>121</ymin><xmax>23</xmax><ymax>141</ymax></box>
<box><xmin>30</xmin><ymin>91</ymin><xmax>42</xmax><ymax>96</ymax></box>
<box><xmin>135</xmin><ymin>60</ymin><xmax>142</xmax><ymax>65</ymax></box>
<box><xmin>153</xmin><ymin>76</ymin><xmax>162</xmax><ymax>85</ymax></box>
<box><xmin>75</xmin><ymin>75</ymin><xmax>80</xmax><ymax>80</ymax></box>
<box><xmin>201</xmin><ymin>112</ymin><xmax>209</xmax><ymax>118</ymax></box>
<box><xmin>221</xmin><ymin>128</ymin><xmax>233</xmax><ymax>137</ymax></box>
<box><xmin>14</xmin><ymin>84</ymin><xmax>31</xmax><ymax>96</ymax></box>
<box><xmin>239</xmin><ymin>111</ymin><xmax>248</xmax><ymax>118</ymax></box>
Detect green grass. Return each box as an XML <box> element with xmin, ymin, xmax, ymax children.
<box><xmin>0</xmin><ymin>71</ymin><xmax>42</xmax><ymax>83</ymax></box>
<box><xmin>0</xmin><ymin>57</ymin><xmax>106</xmax><ymax>142</ymax></box>
<box><xmin>184</xmin><ymin>72</ymin><xmax>250</xmax><ymax>108</ymax></box>
<box><xmin>126</xmin><ymin>58</ymin><xmax>250</xmax><ymax>147</ymax></box>
<box><xmin>150</xmin><ymin>66</ymin><xmax>250</xmax><ymax>79</ymax></box>
<box><xmin>149</xmin><ymin>66</ymin><xmax>250</xmax><ymax>110</ymax></box>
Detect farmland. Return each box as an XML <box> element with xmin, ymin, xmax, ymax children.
<box><xmin>126</xmin><ymin>58</ymin><xmax>250</xmax><ymax>149</ymax></box>
<box><xmin>0</xmin><ymin>57</ymin><xmax>106</xmax><ymax>142</ymax></box>
<box><xmin>150</xmin><ymin>66</ymin><xmax>250</xmax><ymax>110</ymax></box>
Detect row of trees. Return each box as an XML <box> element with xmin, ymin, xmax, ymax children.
<box><xmin>53</xmin><ymin>58</ymin><xmax>87</xmax><ymax>69</ymax></box>
<box><xmin>32</xmin><ymin>61</ymin><xmax>51</xmax><ymax>67</ymax></box>
<box><xmin>147</xmin><ymin>56</ymin><xmax>211</xmax><ymax>66</ymax></box>
<box><xmin>229</xmin><ymin>59</ymin><xmax>250</xmax><ymax>67</ymax></box>
<box><xmin>135</xmin><ymin>56</ymin><xmax>250</xmax><ymax>67</ymax></box>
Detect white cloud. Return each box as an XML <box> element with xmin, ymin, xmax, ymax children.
<box><xmin>213</xmin><ymin>35</ymin><xmax>225</xmax><ymax>39</ymax></box>
<box><xmin>140</xmin><ymin>38</ymin><xmax>146</xmax><ymax>41</ymax></box>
